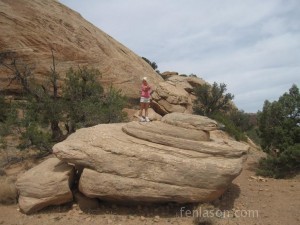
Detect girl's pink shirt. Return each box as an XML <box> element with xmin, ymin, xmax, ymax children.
<box><xmin>141</xmin><ymin>83</ymin><xmax>151</xmax><ymax>98</ymax></box>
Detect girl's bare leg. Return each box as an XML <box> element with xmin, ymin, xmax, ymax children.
<box><xmin>145</xmin><ymin>103</ymin><xmax>150</xmax><ymax>117</ymax></box>
<box><xmin>139</xmin><ymin>102</ymin><xmax>144</xmax><ymax>117</ymax></box>
<box><xmin>139</xmin><ymin>103</ymin><xmax>146</xmax><ymax>117</ymax></box>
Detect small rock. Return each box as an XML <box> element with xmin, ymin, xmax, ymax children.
<box><xmin>52</xmin><ymin>216</ymin><xmax>62</xmax><ymax>221</ymax></box>
<box><xmin>129</xmin><ymin>215</ymin><xmax>134</xmax><ymax>220</ymax></box>
<box><xmin>140</xmin><ymin>216</ymin><xmax>146</xmax><ymax>221</ymax></box>
<box><xmin>154</xmin><ymin>215</ymin><xmax>160</xmax><ymax>222</ymax></box>
<box><xmin>85</xmin><ymin>217</ymin><xmax>92</xmax><ymax>222</ymax></box>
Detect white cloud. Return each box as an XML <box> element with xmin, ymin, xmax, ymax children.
<box><xmin>60</xmin><ymin>0</ymin><xmax>300</xmax><ymax>112</ymax></box>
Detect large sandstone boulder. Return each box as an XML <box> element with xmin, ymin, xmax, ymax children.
<box><xmin>53</xmin><ymin>113</ymin><xmax>248</xmax><ymax>203</ymax></box>
<box><xmin>15</xmin><ymin>158</ymin><xmax>74</xmax><ymax>214</ymax></box>
<box><xmin>133</xmin><ymin>108</ymin><xmax>163</xmax><ymax>121</ymax></box>
<box><xmin>0</xmin><ymin>0</ymin><xmax>163</xmax><ymax>97</ymax></box>
<box><xmin>151</xmin><ymin>75</ymin><xmax>208</xmax><ymax>115</ymax></box>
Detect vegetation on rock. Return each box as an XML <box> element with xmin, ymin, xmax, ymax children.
<box><xmin>142</xmin><ymin>57</ymin><xmax>160</xmax><ymax>74</ymax></box>
<box><xmin>193</xmin><ymin>82</ymin><xmax>234</xmax><ymax>117</ymax></box>
<box><xmin>0</xmin><ymin>51</ymin><xmax>127</xmax><ymax>153</ymax></box>
<box><xmin>192</xmin><ymin>82</ymin><xmax>251</xmax><ymax>141</ymax></box>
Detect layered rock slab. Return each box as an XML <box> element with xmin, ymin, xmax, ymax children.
<box><xmin>15</xmin><ymin>158</ymin><xmax>74</xmax><ymax>214</ymax></box>
<box><xmin>53</xmin><ymin>113</ymin><xmax>248</xmax><ymax>203</ymax></box>
<box><xmin>79</xmin><ymin>169</ymin><xmax>224</xmax><ymax>203</ymax></box>
<box><xmin>151</xmin><ymin>76</ymin><xmax>208</xmax><ymax>115</ymax></box>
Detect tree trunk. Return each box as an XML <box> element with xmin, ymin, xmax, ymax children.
<box><xmin>51</xmin><ymin>120</ymin><xmax>63</xmax><ymax>142</ymax></box>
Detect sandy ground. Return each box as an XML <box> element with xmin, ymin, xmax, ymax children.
<box><xmin>0</xmin><ymin>148</ymin><xmax>299</xmax><ymax>225</ymax></box>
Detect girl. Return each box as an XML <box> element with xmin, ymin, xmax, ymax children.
<box><xmin>139</xmin><ymin>77</ymin><xmax>152</xmax><ymax>122</ymax></box>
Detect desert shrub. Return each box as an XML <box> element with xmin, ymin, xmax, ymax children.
<box><xmin>100</xmin><ymin>86</ymin><xmax>128</xmax><ymax>123</ymax></box>
<box><xmin>229</xmin><ymin>110</ymin><xmax>260</xmax><ymax>145</ymax></box>
<box><xmin>189</xmin><ymin>73</ymin><xmax>197</xmax><ymax>77</ymax></box>
<box><xmin>193</xmin><ymin>203</ymin><xmax>216</xmax><ymax>225</ymax></box>
<box><xmin>245</xmin><ymin>128</ymin><xmax>261</xmax><ymax>146</ymax></box>
<box><xmin>0</xmin><ymin>95</ymin><xmax>8</xmax><ymax>122</ymax></box>
<box><xmin>257</xmin><ymin>144</ymin><xmax>300</xmax><ymax>178</ymax></box>
<box><xmin>193</xmin><ymin>82</ymin><xmax>234</xmax><ymax>117</ymax></box>
<box><xmin>142</xmin><ymin>57</ymin><xmax>158</xmax><ymax>70</ymax></box>
<box><xmin>18</xmin><ymin>122</ymin><xmax>52</xmax><ymax>152</ymax></box>
<box><xmin>0</xmin><ymin>96</ymin><xmax>19</xmax><ymax>141</ymax></box>
<box><xmin>211</xmin><ymin>113</ymin><xmax>247</xmax><ymax>142</ymax></box>
<box><xmin>257</xmin><ymin>84</ymin><xmax>300</xmax><ymax>178</ymax></box>
<box><xmin>229</xmin><ymin>110</ymin><xmax>256</xmax><ymax>132</ymax></box>
<box><xmin>63</xmin><ymin>67</ymin><xmax>127</xmax><ymax>131</ymax></box>
<box><xmin>1</xmin><ymin>51</ymin><xmax>128</xmax><ymax>152</ymax></box>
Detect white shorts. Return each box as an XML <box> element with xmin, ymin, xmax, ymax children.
<box><xmin>140</xmin><ymin>97</ymin><xmax>150</xmax><ymax>103</ymax></box>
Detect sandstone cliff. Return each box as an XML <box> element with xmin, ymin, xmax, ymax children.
<box><xmin>0</xmin><ymin>0</ymin><xmax>163</xmax><ymax>97</ymax></box>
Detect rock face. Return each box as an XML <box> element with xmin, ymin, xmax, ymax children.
<box><xmin>15</xmin><ymin>158</ymin><xmax>74</xmax><ymax>214</ymax></box>
<box><xmin>151</xmin><ymin>75</ymin><xmax>207</xmax><ymax>115</ymax></box>
<box><xmin>0</xmin><ymin>0</ymin><xmax>163</xmax><ymax>97</ymax></box>
<box><xmin>0</xmin><ymin>0</ymin><xmax>227</xmax><ymax>116</ymax></box>
<box><xmin>160</xmin><ymin>71</ymin><xmax>179</xmax><ymax>79</ymax></box>
<box><xmin>53</xmin><ymin>113</ymin><xmax>248</xmax><ymax>203</ymax></box>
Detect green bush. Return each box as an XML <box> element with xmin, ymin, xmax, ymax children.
<box><xmin>257</xmin><ymin>144</ymin><xmax>300</xmax><ymax>178</ymax></box>
<box><xmin>257</xmin><ymin>84</ymin><xmax>300</xmax><ymax>178</ymax></box>
<box><xmin>211</xmin><ymin>113</ymin><xmax>247</xmax><ymax>142</ymax></box>
<box><xmin>1</xmin><ymin>60</ymin><xmax>128</xmax><ymax>153</ymax></box>
<box><xmin>0</xmin><ymin>95</ymin><xmax>7</xmax><ymax>122</ymax></box>
<box><xmin>245</xmin><ymin>128</ymin><xmax>261</xmax><ymax>146</ymax></box>
<box><xmin>0</xmin><ymin>96</ymin><xmax>18</xmax><ymax>137</ymax></box>
<box><xmin>193</xmin><ymin>82</ymin><xmax>234</xmax><ymax>117</ymax></box>
<box><xmin>142</xmin><ymin>57</ymin><xmax>158</xmax><ymax>70</ymax></box>
<box><xmin>100</xmin><ymin>86</ymin><xmax>128</xmax><ymax>123</ymax></box>
<box><xmin>63</xmin><ymin>67</ymin><xmax>127</xmax><ymax>130</ymax></box>
<box><xmin>19</xmin><ymin>122</ymin><xmax>52</xmax><ymax>152</ymax></box>
<box><xmin>1</xmin><ymin>51</ymin><xmax>128</xmax><ymax>152</ymax></box>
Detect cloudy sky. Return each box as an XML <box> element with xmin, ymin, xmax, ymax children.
<box><xmin>60</xmin><ymin>0</ymin><xmax>300</xmax><ymax>113</ymax></box>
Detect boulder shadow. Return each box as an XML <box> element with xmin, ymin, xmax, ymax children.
<box><xmin>36</xmin><ymin>202</ymin><xmax>73</xmax><ymax>215</ymax></box>
<box><xmin>84</xmin><ymin>200</ymin><xmax>198</xmax><ymax>219</ymax></box>
<box><xmin>217</xmin><ymin>183</ymin><xmax>241</xmax><ymax>211</ymax></box>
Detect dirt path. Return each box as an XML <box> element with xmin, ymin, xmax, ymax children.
<box><xmin>0</xmin><ymin>148</ymin><xmax>299</xmax><ymax>225</ymax></box>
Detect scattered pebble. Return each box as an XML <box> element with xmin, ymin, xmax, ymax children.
<box><xmin>85</xmin><ymin>217</ymin><xmax>92</xmax><ymax>222</ymax></box>
<box><xmin>128</xmin><ymin>215</ymin><xmax>134</xmax><ymax>220</ymax></box>
<box><xmin>140</xmin><ymin>216</ymin><xmax>145</xmax><ymax>221</ymax></box>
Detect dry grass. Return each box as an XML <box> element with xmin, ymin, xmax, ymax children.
<box><xmin>0</xmin><ymin>176</ymin><xmax>17</xmax><ymax>204</ymax></box>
